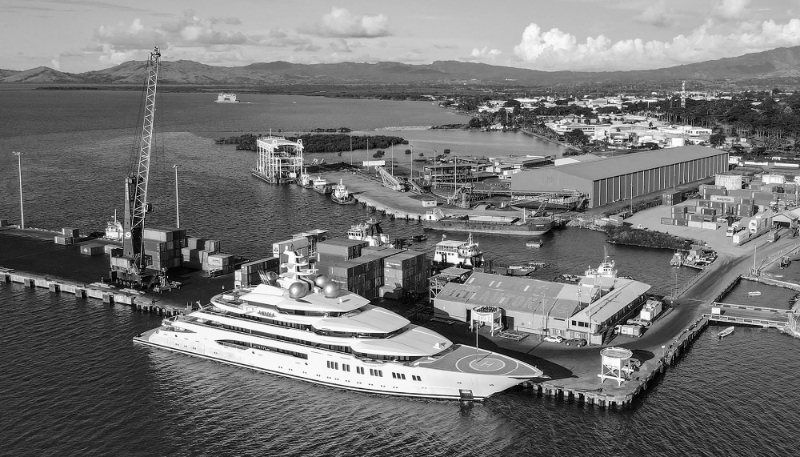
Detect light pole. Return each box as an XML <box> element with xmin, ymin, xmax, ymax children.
<box><xmin>391</xmin><ymin>143</ymin><xmax>394</xmax><ymax>177</ymax></box>
<box><xmin>173</xmin><ymin>164</ymin><xmax>180</xmax><ymax>228</ymax></box>
<box><xmin>410</xmin><ymin>145</ymin><xmax>414</xmax><ymax>181</ymax></box>
<box><xmin>12</xmin><ymin>151</ymin><xmax>24</xmax><ymax>229</ymax></box>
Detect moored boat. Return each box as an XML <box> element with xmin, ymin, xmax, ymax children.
<box><xmin>432</xmin><ymin>233</ymin><xmax>484</xmax><ymax>269</ymax></box>
<box><xmin>331</xmin><ymin>179</ymin><xmax>356</xmax><ymax>205</ymax></box>
<box><xmin>134</xmin><ymin>250</ymin><xmax>543</xmax><ymax>401</ymax></box>
<box><xmin>526</xmin><ymin>239</ymin><xmax>543</xmax><ymax>248</ymax></box>
<box><xmin>747</xmin><ymin>291</ymin><xmax>761</xmax><ymax>297</ymax></box>
<box><xmin>312</xmin><ymin>176</ymin><xmax>333</xmax><ymax>195</ymax></box>
<box><xmin>506</xmin><ymin>261</ymin><xmax>546</xmax><ymax>276</ymax></box>
<box><xmin>347</xmin><ymin>218</ymin><xmax>391</xmax><ymax>247</ymax></box>
<box><xmin>718</xmin><ymin>326</ymin><xmax>735</xmax><ymax>338</ymax></box>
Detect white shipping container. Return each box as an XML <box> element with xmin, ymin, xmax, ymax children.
<box><xmin>702</xmin><ymin>222</ymin><xmax>718</xmax><ymax>230</ymax></box>
<box><xmin>272</xmin><ymin>237</ymin><xmax>309</xmax><ymax>258</ymax></box>
<box><xmin>688</xmin><ymin>220</ymin><xmax>703</xmax><ymax>228</ymax></box>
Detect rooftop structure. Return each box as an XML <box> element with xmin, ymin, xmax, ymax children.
<box><xmin>511</xmin><ymin>145</ymin><xmax>729</xmax><ymax>208</ymax></box>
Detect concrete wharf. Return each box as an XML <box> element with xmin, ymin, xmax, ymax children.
<box><xmin>1</xmin><ymin>267</ymin><xmax>188</xmax><ymax>316</ymax></box>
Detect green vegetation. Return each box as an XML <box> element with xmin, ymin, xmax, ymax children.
<box><xmin>604</xmin><ymin>225</ymin><xmax>695</xmax><ymax>250</ymax></box>
<box><xmin>216</xmin><ymin>133</ymin><xmax>407</xmax><ymax>152</ymax></box>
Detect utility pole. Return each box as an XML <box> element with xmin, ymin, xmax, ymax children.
<box><xmin>173</xmin><ymin>164</ymin><xmax>180</xmax><ymax>228</ymax></box>
<box><xmin>12</xmin><ymin>151</ymin><xmax>24</xmax><ymax>229</ymax></box>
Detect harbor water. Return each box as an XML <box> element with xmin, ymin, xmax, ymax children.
<box><xmin>1</xmin><ymin>90</ymin><xmax>798</xmax><ymax>456</ymax></box>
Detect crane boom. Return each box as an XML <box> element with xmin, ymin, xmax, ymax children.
<box><xmin>123</xmin><ymin>46</ymin><xmax>161</xmax><ymax>268</ymax></box>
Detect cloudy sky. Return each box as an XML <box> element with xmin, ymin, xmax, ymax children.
<box><xmin>3</xmin><ymin>0</ymin><xmax>800</xmax><ymax>73</ymax></box>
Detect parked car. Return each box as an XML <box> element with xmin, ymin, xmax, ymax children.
<box><xmin>565</xmin><ymin>338</ymin><xmax>587</xmax><ymax>347</ymax></box>
<box><xmin>543</xmin><ymin>335</ymin><xmax>564</xmax><ymax>343</ymax></box>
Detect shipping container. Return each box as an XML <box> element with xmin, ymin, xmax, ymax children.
<box><xmin>62</xmin><ymin>227</ymin><xmax>80</xmax><ymax>238</ymax></box>
<box><xmin>661</xmin><ymin>218</ymin><xmax>674</xmax><ymax>225</ymax></box>
<box><xmin>273</xmin><ymin>237</ymin><xmax>310</xmax><ymax>258</ymax></box>
<box><xmin>80</xmin><ymin>243</ymin><xmax>104</xmax><ymax>256</ymax></box>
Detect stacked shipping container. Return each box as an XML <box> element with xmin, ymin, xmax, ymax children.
<box><xmin>143</xmin><ymin>227</ymin><xmax>186</xmax><ymax>270</ymax></box>
<box><xmin>234</xmin><ymin>257</ymin><xmax>280</xmax><ymax>288</ymax></box>
<box><xmin>181</xmin><ymin>236</ymin><xmax>221</xmax><ymax>270</ymax></box>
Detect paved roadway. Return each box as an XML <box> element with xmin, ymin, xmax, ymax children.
<box><xmin>427</xmin><ymin>233</ymin><xmax>800</xmax><ymax>393</ymax></box>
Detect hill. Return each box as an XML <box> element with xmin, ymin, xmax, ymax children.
<box><xmin>5</xmin><ymin>46</ymin><xmax>800</xmax><ymax>86</ymax></box>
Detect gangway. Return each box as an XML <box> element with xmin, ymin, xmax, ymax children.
<box><xmin>406</xmin><ymin>177</ymin><xmax>426</xmax><ymax>194</ymax></box>
<box><xmin>376</xmin><ymin>166</ymin><xmax>405</xmax><ymax>191</ymax></box>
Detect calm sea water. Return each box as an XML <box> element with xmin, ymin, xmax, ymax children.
<box><xmin>0</xmin><ymin>90</ymin><xmax>798</xmax><ymax>456</ymax></box>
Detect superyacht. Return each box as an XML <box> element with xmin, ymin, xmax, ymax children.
<box><xmin>135</xmin><ymin>251</ymin><xmax>542</xmax><ymax>400</ymax></box>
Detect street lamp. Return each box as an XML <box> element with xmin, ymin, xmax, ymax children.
<box><xmin>12</xmin><ymin>151</ymin><xmax>24</xmax><ymax>229</ymax></box>
<box><xmin>410</xmin><ymin>145</ymin><xmax>414</xmax><ymax>180</ymax></box>
<box><xmin>173</xmin><ymin>164</ymin><xmax>180</xmax><ymax>228</ymax></box>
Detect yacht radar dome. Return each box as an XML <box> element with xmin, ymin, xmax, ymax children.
<box><xmin>323</xmin><ymin>281</ymin><xmax>341</xmax><ymax>298</ymax></box>
<box><xmin>289</xmin><ymin>282</ymin><xmax>309</xmax><ymax>299</ymax></box>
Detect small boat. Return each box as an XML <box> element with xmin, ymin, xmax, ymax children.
<box><xmin>412</xmin><ymin>234</ymin><xmax>428</xmax><ymax>242</ymax></box>
<box><xmin>506</xmin><ymin>261</ymin><xmax>546</xmax><ymax>276</ymax></box>
<box><xmin>526</xmin><ymin>239</ymin><xmax>543</xmax><ymax>248</ymax></box>
<box><xmin>215</xmin><ymin>92</ymin><xmax>239</xmax><ymax>103</ymax></box>
<box><xmin>718</xmin><ymin>326</ymin><xmax>735</xmax><ymax>338</ymax></box>
<box><xmin>747</xmin><ymin>291</ymin><xmax>761</xmax><ymax>297</ymax></box>
<box><xmin>311</xmin><ymin>176</ymin><xmax>333</xmax><ymax>195</ymax></box>
<box><xmin>331</xmin><ymin>179</ymin><xmax>356</xmax><ymax>205</ymax></box>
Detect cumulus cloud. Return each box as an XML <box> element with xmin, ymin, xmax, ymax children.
<box><xmin>94</xmin><ymin>12</ymin><xmax>248</xmax><ymax>53</ymax></box>
<box><xmin>329</xmin><ymin>38</ymin><xmax>352</xmax><ymax>53</ymax></box>
<box><xmin>302</xmin><ymin>7</ymin><xmax>390</xmax><ymax>38</ymax></box>
<box><xmin>470</xmin><ymin>47</ymin><xmax>501</xmax><ymax>59</ymax></box>
<box><xmin>713</xmin><ymin>0</ymin><xmax>751</xmax><ymax>20</ymax></box>
<box><xmin>636</xmin><ymin>0</ymin><xmax>675</xmax><ymax>28</ymax></box>
<box><xmin>513</xmin><ymin>18</ymin><xmax>800</xmax><ymax>71</ymax></box>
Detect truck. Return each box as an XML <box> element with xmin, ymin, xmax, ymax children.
<box><xmin>726</xmin><ymin>222</ymin><xmax>742</xmax><ymax>237</ymax></box>
<box><xmin>768</xmin><ymin>230</ymin><xmax>780</xmax><ymax>243</ymax></box>
<box><xmin>639</xmin><ymin>299</ymin><xmax>664</xmax><ymax>322</ymax></box>
<box><xmin>615</xmin><ymin>324</ymin><xmax>643</xmax><ymax>337</ymax></box>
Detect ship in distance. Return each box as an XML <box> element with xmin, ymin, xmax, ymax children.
<box><xmin>134</xmin><ymin>251</ymin><xmax>543</xmax><ymax>400</ymax></box>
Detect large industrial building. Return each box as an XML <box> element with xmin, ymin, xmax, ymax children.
<box><xmin>511</xmin><ymin>145</ymin><xmax>729</xmax><ymax>208</ymax></box>
<box><xmin>433</xmin><ymin>272</ymin><xmax>651</xmax><ymax>344</ymax></box>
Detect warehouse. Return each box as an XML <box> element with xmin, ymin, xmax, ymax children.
<box><xmin>433</xmin><ymin>272</ymin><xmax>651</xmax><ymax>344</ymax></box>
<box><xmin>511</xmin><ymin>146</ymin><xmax>729</xmax><ymax>208</ymax></box>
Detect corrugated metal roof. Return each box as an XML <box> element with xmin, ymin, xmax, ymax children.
<box><xmin>571</xmin><ymin>278</ymin><xmax>651</xmax><ymax>324</ymax></box>
<box><xmin>436</xmin><ymin>273</ymin><xmax>583</xmax><ymax>318</ymax></box>
<box><xmin>523</xmin><ymin>146</ymin><xmax>726</xmax><ymax>182</ymax></box>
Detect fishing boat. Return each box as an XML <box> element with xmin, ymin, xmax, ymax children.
<box><xmin>747</xmin><ymin>291</ymin><xmax>761</xmax><ymax>297</ymax></box>
<box><xmin>312</xmin><ymin>176</ymin><xmax>333</xmax><ymax>195</ymax></box>
<box><xmin>526</xmin><ymin>239</ymin><xmax>543</xmax><ymax>248</ymax></box>
<box><xmin>331</xmin><ymin>179</ymin><xmax>356</xmax><ymax>205</ymax></box>
<box><xmin>718</xmin><ymin>326</ymin><xmax>735</xmax><ymax>338</ymax></box>
<box><xmin>411</xmin><ymin>234</ymin><xmax>428</xmax><ymax>242</ymax></box>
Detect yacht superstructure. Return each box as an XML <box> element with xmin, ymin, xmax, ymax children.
<box><xmin>135</xmin><ymin>250</ymin><xmax>541</xmax><ymax>400</ymax></box>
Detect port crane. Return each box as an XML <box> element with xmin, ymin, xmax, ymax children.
<box><xmin>111</xmin><ymin>47</ymin><xmax>161</xmax><ymax>287</ymax></box>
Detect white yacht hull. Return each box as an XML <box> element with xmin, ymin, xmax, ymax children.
<box><xmin>135</xmin><ymin>327</ymin><xmax>527</xmax><ymax>401</ymax></box>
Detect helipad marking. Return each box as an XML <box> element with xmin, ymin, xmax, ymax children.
<box><xmin>454</xmin><ymin>355</ymin><xmax>508</xmax><ymax>373</ymax></box>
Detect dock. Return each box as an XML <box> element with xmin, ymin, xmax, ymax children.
<box><xmin>1</xmin><ymin>267</ymin><xmax>189</xmax><ymax>316</ymax></box>
<box><xmin>709</xmin><ymin>302</ymin><xmax>790</xmax><ymax>330</ymax></box>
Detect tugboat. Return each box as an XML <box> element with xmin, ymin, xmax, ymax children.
<box><xmin>299</xmin><ymin>170</ymin><xmax>313</xmax><ymax>189</ymax></box>
<box><xmin>331</xmin><ymin>179</ymin><xmax>356</xmax><ymax>205</ymax></box>
<box><xmin>104</xmin><ymin>209</ymin><xmax>123</xmax><ymax>241</ymax></box>
<box><xmin>584</xmin><ymin>247</ymin><xmax>617</xmax><ymax>280</ymax></box>
<box><xmin>312</xmin><ymin>176</ymin><xmax>333</xmax><ymax>195</ymax></box>
<box><xmin>432</xmin><ymin>233</ymin><xmax>484</xmax><ymax>269</ymax></box>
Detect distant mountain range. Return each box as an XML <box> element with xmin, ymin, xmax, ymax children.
<box><xmin>5</xmin><ymin>46</ymin><xmax>800</xmax><ymax>86</ymax></box>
